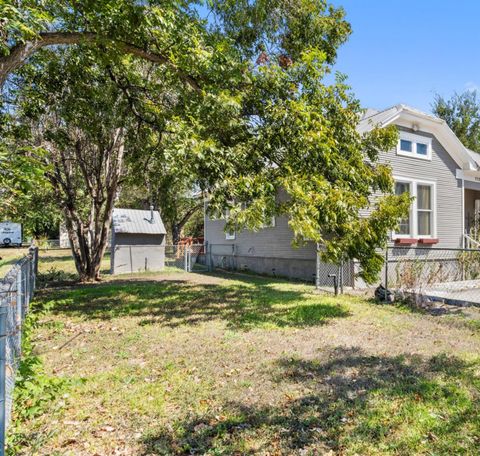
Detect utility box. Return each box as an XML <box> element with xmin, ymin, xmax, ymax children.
<box><xmin>0</xmin><ymin>222</ymin><xmax>22</xmax><ymax>247</ymax></box>
<box><xmin>110</xmin><ymin>208</ymin><xmax>166</xmax><ymax>275</ymax></box>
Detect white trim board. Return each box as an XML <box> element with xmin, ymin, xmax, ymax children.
<box><xmin>396</xmin><ymin>131</ymin><xmax>432</xmax><ymax>161</ymax></box>
<box><xmin>359</xmin><ymin>104</ymin><xmax>477</xmax><ymax>171</ymax></box>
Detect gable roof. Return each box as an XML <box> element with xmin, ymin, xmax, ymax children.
<box><xmin>112</xmin><ymin>208</ymin><xmax>166</xmax><ymax>235</ymax></box>
<box><xmin>358</xmin><ymin>104</ymin><xmax>478</xmax><ymax>171</ymax></box>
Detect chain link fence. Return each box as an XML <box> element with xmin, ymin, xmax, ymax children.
<box><xmin>384</xmin><ymin>246</ymin><xmax>480</xmax><ymax>305</ymax></box>
<box><xmin>165</xmin><ymin>244</ymin><xmax>205</xmax><ymax>272</ymax></box>
<box><xmin>203</xmin><ymin>242</ymin><xmax>353</xmax><ymax>291</ymax></box>
<box><xmin>0</xmin><ymin>246</ymin><xmax>38</xmax><ymax>453</ymax></box>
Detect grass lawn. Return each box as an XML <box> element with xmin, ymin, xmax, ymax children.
<box><xmin>9</xmin><ymin>251</ymin><xmax>480</xmax><ymax>455</ymax></box>
<box><xmin>0</xmin><ymin>247</ymin><xmax>30</xmax><ymax>276</ymax></box>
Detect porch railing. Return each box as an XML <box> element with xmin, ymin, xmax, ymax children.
<box><xmin>463</xmin><ymin>233</ymin><xmax>480</xmax><ymax>249</ymax></box>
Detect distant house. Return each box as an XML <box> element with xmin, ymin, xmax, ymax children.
<box><xmin>204</xmin><ymin>104</ymin><xmax>480</xmax><ymax>286</ymax></box>
<box><xmin>111</xmin><ymin>207</ymin><xmax>166</xmax><ymax>274</ymax></box>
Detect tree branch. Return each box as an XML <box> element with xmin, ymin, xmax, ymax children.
<box><xmin>0</xmin><ymin>31</ymin><xmax>202</xmax><ymax>92</ymax></box>
<box><xmin>178</xmin><ymin>201</ymin><xmax>204</xmax><ymax>229</ymax></box>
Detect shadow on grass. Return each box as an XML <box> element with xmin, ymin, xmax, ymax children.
<box><xmin>35</xmin><ymin>275</ymin><xmax>350</xmax><ymax>330</ymax></box>
<box><xmin>141</xmin><ymin>347</ymin><xmax>480</xmax><ymax>455</ymax></box>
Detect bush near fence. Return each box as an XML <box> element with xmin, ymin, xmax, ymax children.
<box><xmin>384</xmin><ymin>246</ymin><xmax>480</xmax><ymax>304</ymax></box>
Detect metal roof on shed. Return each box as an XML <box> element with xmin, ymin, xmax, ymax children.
<box><xmin>112</xmin><ymin>208</ymin><xmax>166</xmax><ymax>235</ymax></box>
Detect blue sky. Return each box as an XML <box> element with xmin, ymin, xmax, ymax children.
<box><xmin>330</xmin><ymin>0</ymin><xmax>480</xmax><ymax>113</ymax></box>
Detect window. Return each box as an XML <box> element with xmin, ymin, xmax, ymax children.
<box><xmin>417</xmin><ymin>184</ymin><xmax>432</xmax><ymax>236</ymax></box>
<box><xmin>393</xmin><ymin>178</ymin><xmax>436</xmax><ymax>239</ymax></box>
<box><xmin>262</xmin><ymin>212</ymin><xmax>276</xmax><ymax>228</ymax></box>
<box><xmin>394</xmin><ymin>181</ymin><xmax>411</xmax><ymax>235</ymax></box>
<box><xmin>224</xmin><ymin>208</ymin><xmax>236</xmax><ymax>240</ymax></box>
<box><xmin>396</xmin><ymin>132</ymin><xmax>432</xmax><ymax>160</ymax></box>
<box><xmin>400</xmin><ymin>140</ymin><xmax>413</xmax><ymax>153</ymax></box>
<box><xmin>416</xmin><ymin>142</ymin><xmax>428</xmax><ymax>156</ymax></box>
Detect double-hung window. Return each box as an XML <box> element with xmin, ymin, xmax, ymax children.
<box><xmin>417</xmin><ymin>184</ymin><xmax>433</xmax><ymax>236</ymax></box>
<box><xmin>393</xmin><ymin>177</ymin><xmax>436</xmax><ymax>239</ymax></box>
<box><xmin>395</xmin><ymin>181</ymin><xmax>411</xmax><ymax>235</ymax></box>
<box><xmin>397</xmin><ymin>132</ymin><xmax>432</xmax><ymax>160</ymax></box>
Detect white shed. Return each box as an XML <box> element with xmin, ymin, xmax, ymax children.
<box><xmin>111</xmin><ymin>207</ymin><xmax>166</xmax><ymax>275</ymax></box>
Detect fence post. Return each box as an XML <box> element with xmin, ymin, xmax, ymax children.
<box><xmin>16</xmin><ymin>268</ymin><xmax>22</xmax><ymax>329</ymax></box>
<box><xmin>205</xmin><ymin>242</ymin><xmax>211</xmax><ymax>272</ymax></box>
<box><xmin>209</xmin><ymin>243</ymin><xmax>213</xmax><ymax>272</ymax></box>
<box><xmin>0</xmin><ymin>306</ymin><xmax>6</xmax><ymax>456</ymax></box>
<box><xmin>340</xmin><ymin>259</ymin><xmax>344</xmax><ymax>294</ymax></box>
<box><xmin>315</xmin><ymin>244</ymin><xmax>320</xmax><ymax>290</ymax></box>
<box><xmin>32</xmin><ymin>247</ymin><xmax>38</xmax><ymax>294</ymax></box>
<box><xmin>184</xmin><ymin>246</ymin><xmax>188</xmax><ymax>272</ymax></box>
<box><xmin>384</xmin><ymin>247</ymin><xmax>389</xmax><ymax>303</ymax></box>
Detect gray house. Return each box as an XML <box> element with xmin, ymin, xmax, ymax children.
<box><xmin>204</xmin><ymin>104</ymin><xmax>480</xmax><ymax>286</ymax></box>
<box><xmin>111</xmin><ymin>207</ymin><xmax>166</xmax><ymax>274</ymax></box>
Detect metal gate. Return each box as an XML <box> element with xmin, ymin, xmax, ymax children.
<box><xmin>164</xmin><ymin>244</ymin><xmax>204</xmax><ymax>272</ymax></box>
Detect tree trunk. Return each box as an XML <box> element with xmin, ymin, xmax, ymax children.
<box><xmin>172</xmin><ymin>223</ymin><xmax>182</xmax><ymax>245</ymax></box>
<box><xmin>171</xmin><ymin>202</ymin><xmax>203</xmax><ymax>244</ymax></box>
<box><xmin>49</xmin><ymin>128</ymin><xmax>125</xmax><ymax>282</ymax></box>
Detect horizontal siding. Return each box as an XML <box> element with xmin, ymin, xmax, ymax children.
<box><xmin>381</xmin><ymin>127</ymin><xmax>462</xmax><ymax>248</ymax></box>
<box><xmin>206</xmin><ymin>124</ymin><xmax>464</xmax><ymax>261</ymax></box>
<box><xmin>205</xmin><ymin>215</ymin><xmax>316</xmax><ymax>260</ymax></box>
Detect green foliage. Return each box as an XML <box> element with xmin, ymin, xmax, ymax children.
<box><xmin>0</xmin><ymin>137</ymin><xmax>58</xmax><ymax>237</ymax></box>
<box><xmin>6</xmin><ymin>300</ymin><xmax>67</xmax><ymax>455</ymax></box>
<box><xmin>458</xmin><ymin>251</ymin><xmax>480</xmax><ymax>280</ymax></box>
<box><xmin>208</xmin><ymin>0</ymin><xmax>351</xmax><ymax>64</ymax></box>
<box><xmin>1</xmin><ymin>0</ymin><xmax>410</xmax><ymax>283</ymax></box>
<box><xmin>432</xmin><ymin>91</ymin><xmax>480</xmax><ymax>151</ymax></box>
<box><xmin>0</xmin><ymin>0</ymin><xmax>53</xmax><ymax>56</ymax></box>
<box><xmin>208</xmin><ymin>49</ymin><xmax>410</xmax><ymax>283</ymax></box>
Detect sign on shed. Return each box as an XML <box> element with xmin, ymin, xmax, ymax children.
<box><xmin>110</xmin><ymin>207</ymin><xmax>166</xmax><ymax>274</ymax></box>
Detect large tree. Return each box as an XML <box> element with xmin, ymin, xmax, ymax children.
<box><xmin>8</xmin><ymin>49</ymin><xmax>143</xmax><ymax>280</ymax></box>
<box><xmin>2</xmin><ymin>0</ymin><xmax>410</xmax><ymax>283</ymax></box>
<box><xmin>202</xmin><ymin>3</ymin><xmax>410</xmax><ymax>283</ymax></box>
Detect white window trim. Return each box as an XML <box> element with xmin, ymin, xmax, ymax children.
<box><xmin>393</xmin><ymin>176</ymin><xmax>437</xmax><ymax>240</ymax></box>
<box><xmin>396</xmin><ymin>132</ymin><xmax>432</xmax><ymax>161</ymax></box>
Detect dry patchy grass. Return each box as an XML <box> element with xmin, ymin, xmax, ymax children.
<box><xmin>8</xmin><ymin>251</ymin><xmax>480</xmax><ymax>455</ymax></box>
